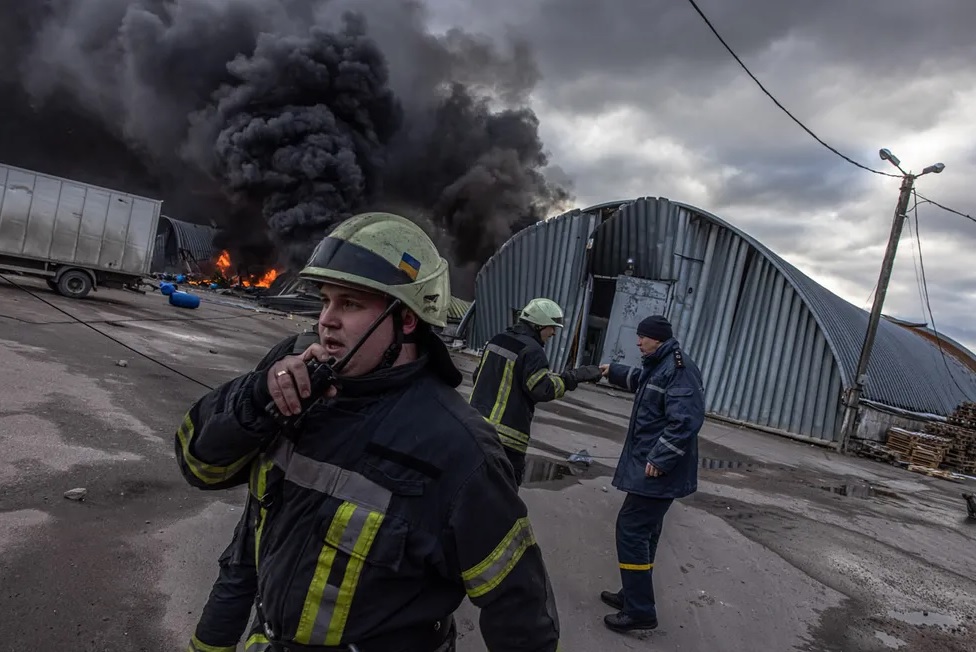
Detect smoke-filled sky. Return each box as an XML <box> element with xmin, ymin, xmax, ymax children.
<box><xmin>424</xmin><ymin>0</ymin><xmax>976</xmax><ymax>350</ymax></box>
<box><xmin>1</xmin><ymin>1</ymin><xmax>974</xmax><ymax>351</ymax></box>
<box><xmin>0</xmin><ymin>0</ymin><xmax>570</xmax><ymax>296</ymax></box>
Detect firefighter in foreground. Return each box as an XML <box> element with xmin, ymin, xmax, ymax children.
<box><xmin>468</xmin><ymin>298</ymin><xmax>602</xmax><ymax>485</ymax></box>
<box><xmin>597</xmin><ymin>315</ymin><xmax>705</xmax><ymax>633</ymax></box>
<box><xmin>174</xmin><ymin>212</ymin><xmax>560</xmax><ymax>652</ymax></box>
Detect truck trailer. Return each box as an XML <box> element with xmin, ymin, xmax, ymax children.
<box><xmin>0</xmin><ymin>163</ymin><xmax>162</xmax><ymax>299</ymax></box>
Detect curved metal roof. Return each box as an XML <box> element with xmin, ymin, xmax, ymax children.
<box><xmin>671</xmin><ymin>201</ymin><xmax>976</xmax><ymax>415</ymax></box>
<box><xmin>158</xmin><ymin>215</ymin><xmax>218</xmax><ymax>263</ymax></box>
<box><xmin>470</xmin><ymin>208</ymin><xmax>599</xmax><ymax>366</ymax></box>
<box><xmin>447</xmin><ymin>296</ymin><xmax>472</xmax><ymax>323</ymax></box>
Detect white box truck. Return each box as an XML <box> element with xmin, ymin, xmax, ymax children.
<box><xmin>0</xmin><ymin>163</ymin><xmax>163</xmax><ymax>298</ymax></box>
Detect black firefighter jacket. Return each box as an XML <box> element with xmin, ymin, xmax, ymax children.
<box><xmin>174</xmin><ymin>331</ymin><xmax>560</xmax><ymax>652</ymax></box>
<box><xmin>468</xmin><ymin>322</ymin><xmax>579</xmax><ymax>456</ymax></box>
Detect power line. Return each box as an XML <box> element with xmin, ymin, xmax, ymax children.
<box><xmin>909</xmin><ymin>191</ymin><xmax>970</xmax><ymax>398</ymax></box>
<box><xmin>683</xmin><ymin>0</ymin><xmax>976</xmax><ymax>229</ymax></box>
<box><xmin>683</xmin><ymin>0</ymin><xmax>900</xmax><ymax>179</ymax></box>
<box><xmin>903</xmin><ymin>215</ymin><xmax>928</xmax><ymax>317</ymax></box>
<box><xmin>0</xmin><ymin>273</ymin><xmax>215</xmax><ymax>390</ymax></box>
<box><xmin>915</xmin><ymin>193</ymin><xmax>976</xmax><ymax>225</ymax></box>
<box><xmin>862</xmin><ymin>282</ymin><xmax>876</xmax><ymax>308</ymax></box>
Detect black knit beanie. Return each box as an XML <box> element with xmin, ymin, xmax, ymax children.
<box><xmin>637</xmin><ymin>315</ymin><xmax>672</xmax><ymax>341</ymax></box>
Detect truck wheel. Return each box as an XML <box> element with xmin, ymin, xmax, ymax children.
<box><xmin>57</xmin><ymin>270</ymin><xmax>93</xmax><ymax>299</ymax></box>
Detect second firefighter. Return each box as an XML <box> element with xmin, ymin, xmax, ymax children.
<box><xmin>468</xmin><ymin>298</ymin><xmax>602</xmax><ymax>485</ymax></box>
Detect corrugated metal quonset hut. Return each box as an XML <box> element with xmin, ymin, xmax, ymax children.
<box><xmin>151</xmin><ymin>215</ymin><xmax>218</xmax><ymax>274</ymax></box>
<box><xmin>464</xmin><ymin>196</ymin><xmax>976</xmax><ymax>446</ymax></box>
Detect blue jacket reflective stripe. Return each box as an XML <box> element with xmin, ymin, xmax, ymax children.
<box><xmin>607</xmin><ymin>338</ymin><xmax>705</xmax><ymax>499</ymax></box>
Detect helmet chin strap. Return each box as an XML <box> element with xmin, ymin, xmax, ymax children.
<box><xmin>376</xmin><ymin>298</ymin><xmax>415</xmax><ymax>371</ymax></box>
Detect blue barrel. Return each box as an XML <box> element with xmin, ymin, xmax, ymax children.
<box><xmin>176</xmin><ymin>274</ymin><xmax>187</xmax><ymax>283</ymax></box>
<box><xmin>209</xmin><ymin>283</ymin><xmax>219</xmax><ymax>290</ymax></box>
<box><xmin>160</xmin><ymin>282</ymin><xmax>176</xmax><ymax>296</ymax></box>
<box><xmin>169</xmin><ymin>291</ymin><xmax>201</xmax><ymax>309</ymax></box>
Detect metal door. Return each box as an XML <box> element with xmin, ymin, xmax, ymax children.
<box><xmin>600</xmin><ymin>276</ymin><xmax>672</xmax><ymax>368</ymax></box>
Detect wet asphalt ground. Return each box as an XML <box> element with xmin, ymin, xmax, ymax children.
<box><xmin>1</xmin><ymin>276</ymin><xmax>974</xmax><ymax>652</ymax></box>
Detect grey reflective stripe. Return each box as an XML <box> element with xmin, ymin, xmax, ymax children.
<box><xmin>646</xmin><ymin>383</ymin><xmax>665</xmax><ymax>393</ymax></box>
<box><xmin>310</xmin><ymin>583</ymin><xmax>341</xmax><ymax>643</ymax></box>
<box><xmin>660</xmin><ymin>438</ymin><xmax>685</xmax><ymax>456</ymax></box>
<box><xmin>267</xmin><ymin>439</ymin><xmax>392</xmax><ymax>512</ymax></box>
<box><xmin>338</xmin><ymin>505</ymin><xmax>374</xmax><ymax>551</ymax></box>
<box><xmin>487</xmin><ymin>343</ymin><xmax>519</xmax><ymax>361</ymax></box>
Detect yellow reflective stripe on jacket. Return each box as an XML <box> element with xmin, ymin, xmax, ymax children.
<box><xmin>526</xmin><ymin>368</ymin><xmax>566</xmax><ymax>399</ymax></box>
<box><xmin>489</xmin><ymin>419</ymin><xmax>531</xmax><ymax>453</ymax></box>
<box><xmin>176</xmin><ymin>412</ymin><xmax>256</xmax><ymax>485</ymax></box>
<box><xmin>264</xmin><ymin>437</ymin><xmax>393</xmax><ymax>647</ymax></box>
<box><xmin>294</xmin><ymin>501</ymin><xmax>385</xmax><ymax>645</ymax></box>
<box><xmin>244</xmin><ymin>632</ymin><xmax>270</xmax><ymax>652</ymax></box>
<box><xmin>187</xmin><ymin>634</ymin><xmax>236</xmax><ymax>652</ymax></box>
<box><xmin>550</xmin><ymin>374</ymin><xmax>566</xmax><ymax>399</ymax></box>
<box><xmin>462</xmin><ymin>517</ymin><xmax>537</xmax><ymax>598</ymax></box>
<box><xmin>469</xmin><ymin>348</ymin><xmax>490</xmax><ymax>396</ymax></box>
<box><xmin>249</xmin><ymin>456</ymin><xmax>275</xmax><ymax>567</ymax></box>
<box><xmin>488</xmin><ymin>359</ymin><xmax>515</xmax><ymax>423</ymax></box>
<box><xmin>526</xmin><ymin>367</ymin><xmax>549</xmax><ymax>390</ymax></box>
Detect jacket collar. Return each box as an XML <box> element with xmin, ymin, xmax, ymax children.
<box><xmin>641</xmin><ymin>337</ymin><xmax>679</xmax><ymax>367</ymax></box>
<box><xmin>334</xmin><ymin>330</ymin><xmax>463</xmax><ymax>399</ymax></box>
<box><xmin>510</xmin><ymin>321</ymin><xmax>543</xmax><ymax>344</ymax></box>
<box><xmin>335</xmin><ymin>356</ymin><xmax>429</xmax><ymax>399</ymax></box>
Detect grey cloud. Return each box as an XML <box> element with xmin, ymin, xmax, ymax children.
<box><xmin>709</xmin><ymin>149</ymin><xmax>870</xmax><ymax>210</ymax></box>
<box><xmin>448</xmin><ymin>0</ymin><xmax>976</xmax><ymax>87</ymax></box>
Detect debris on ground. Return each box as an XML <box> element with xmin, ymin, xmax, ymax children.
<box><xmin>855</xmin><ymin>404</ymin><xmax>976</xmax><ymax>481</ymax></box>
<box><xmin>568</xmin><ymin>449</ymin><xmax>593</xmax><ymax>466</ymax></box>
<box><xmin>116</xmin><ymin>360</ymin><xmax>128</xmax><ymax>368</ymax></box>
<box><xmin>63</xmin><ymin>488</ymin><xmax>87</xmax><ymax>502</ymax></box>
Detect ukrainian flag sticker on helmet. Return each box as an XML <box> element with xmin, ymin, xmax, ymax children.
<box><xmin>399</xmin><ymin>251</ymin><xmax>421</xmax><ymax>280</ymax></box>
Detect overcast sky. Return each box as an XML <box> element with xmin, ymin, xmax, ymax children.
<box><xmin>422</xmin><ymin>0</ymin><xmax>976</xmax><ymax>350</ymax></box>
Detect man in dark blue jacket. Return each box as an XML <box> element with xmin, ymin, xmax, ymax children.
<box><xmin>597</xmin><ymin>315</ymin><xmax>705</xmax><ymax>633</ymax></box>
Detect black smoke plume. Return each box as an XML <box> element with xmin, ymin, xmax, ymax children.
<box><xmin>0</xmin><ymin>0</ymin><xmax>573</xmax><ymax>297</ymax></box>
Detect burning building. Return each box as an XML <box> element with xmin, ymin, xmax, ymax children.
<box><xmin>212</xmin><ymin>249</ymin><xmax>280</xmax><ymax>289</ymax></box>
<box><xmin>0</xmin><ymin>0</ymin><xmax>573</xmax><ymax>300</ymax></box>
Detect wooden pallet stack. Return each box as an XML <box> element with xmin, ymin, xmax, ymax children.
<box><xmin>924</xmin><ymin>402</ymin><xmax>976</xmax><ymax>474</ymax></box>
<box><xmin>883</xmin><ymin>427</ymin><xmax>952</xmax><ymax>469</ymax></box>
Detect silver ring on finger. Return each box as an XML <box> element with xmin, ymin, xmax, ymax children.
<box><xmin>276</xmin><ymin>370</ymin><xmax>289</xmax><ymax>377</ymax></box>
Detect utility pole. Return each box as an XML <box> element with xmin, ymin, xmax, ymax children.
<box><xmin>838</xmin><ymin>150</ymin><xmax>945</xmax><ymax>453</ymax></box>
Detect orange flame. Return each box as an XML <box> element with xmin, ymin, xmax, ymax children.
<box><xmin>212</xmin><ymin>249</ymin><xmax>279</xmax><ymax>288</ymax></box>
<box><xmin>254</xmin><ymin>268</ymin><xmax>279</xmax><ymax>287</ymax></box>
<box><xmin>216</xmin><ymin>250</ymin><xmax>232</xmax><ymax>274</ymax></box>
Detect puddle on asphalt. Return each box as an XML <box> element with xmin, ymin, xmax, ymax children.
<box><xmin>887</xmin><ymin>609</ymin><xmax>960</xmax><ymax>629</ymax></box>
<box><xmin>819</xmin><ymin>482</ymin><xmax>904</xmax><ymax>500</ymax></box>
<box><xmin>521</xmin><ymin>452</ymin><xmax>615</xmax><ymax>489</ymax></box>
<box><xmin>874</xmin><ymin>631</ymin><xmax>906</xmax><ymax>649</ymax></box>
<box><xmin>699</xmin><ymin>457</ymin><xmax>757</xmax><ymax>470</ymax></box>
<box><xmin>523</xmin><ymin>456</ymin><xmax>581</xmax><ymax>485</ymax></box>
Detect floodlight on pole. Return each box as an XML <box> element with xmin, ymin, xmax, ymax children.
<box><xmin>839</xmin><ymin>151</ymin><xmax>947</xmax><ymax>452</ymax></box>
